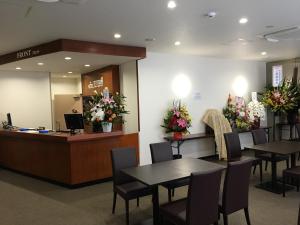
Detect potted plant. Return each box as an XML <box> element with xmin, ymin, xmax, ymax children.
<box><xmin>86</xmin><ymin>90</ymin><xmax>129</xmax><ymax>132</ymax></box>
<box><xmin>161</xmin><ymin>101</ymin><xmax>192</xmax><ymax>140</ymax></box>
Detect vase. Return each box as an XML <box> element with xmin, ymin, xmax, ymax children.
<box><xmin>92</xmin><ymin>122</ymin><xmax>102</xmax><ymax>133</ymax></box>
<box><xmin>252</xmin><ymin>118</ymin><xmax>260</xmax><ymax>129</ymax></box>
<box><xmin>102</xmin><ymin>122</ymin><xmax>113</xmax><ymax>132</ymax></box>
<box><xmin>173</xmin><ymin>132</ymin><xmax>182</xmax><ymax>140</ymax></box>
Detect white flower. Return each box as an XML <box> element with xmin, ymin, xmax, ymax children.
<box><xmin>247</xmin><ymin>101</ymin><xmax>265</xmax><ymax>122</ymax></box>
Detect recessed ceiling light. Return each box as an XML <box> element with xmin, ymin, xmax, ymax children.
<box><xmin>37</xmin><ymin>62</ymin><xmax>44</xmax><ymax>66</ymax></box>
<box><xmin>239</xmin><ymin>17</ymin><xmax>248</xmax><ymax>24</ymax></box>
<box><xmin>238</xmin><ymin>38</ymin><xmax>245</xmax><ymax>41</ymax></box>
<box><xmin>84</xmin><ymin>64</ymin><xmax>91</xmax><ymax>67</ymax></box>
<box><xmin>261</xmin><ymin>51</ymin><xmax>267</xmax><ymax>56</ymax></box>
<box><xmin>63</xmin><ymin>75</ymin><xmax>67</xmax><ymax>78</ymax></box>
<box><xmin>174</xmin><ymin>41</ymin><xmax>181</xmax><ymax>46</ymax></box>
<box><xmin>68</xmin><ymin>71</ymin><xmax>73</xmax><ymax>74</ymax></box>
<box><xmin>64</xmin><ymin>57</ymin><xmax>72</xmax><ymax>60</ymax></box>
<box><xmin>114</xmin><ymin>33</ymin><xmax>121</xmax><ymax>39</ymax></box>
<box><xmin>16</xmin><ymin>67</ymin><xmax>22</xmax><ymax>70</ymax></box>
<box><xmin>167</xmin><ymin>0</ymin><xmax>177</xmax><ymax>9</ymax></box>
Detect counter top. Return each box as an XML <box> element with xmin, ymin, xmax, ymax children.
<box><xmin>0</xmin><ymin>130</ymin><xmax>124</xmax><ymax>142</ymax></box>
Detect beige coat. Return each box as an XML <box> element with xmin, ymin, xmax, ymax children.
<box><xmin>202</xmin><ymin>109</ymin><xmax>232</xmax><ymax>160</ymax></box>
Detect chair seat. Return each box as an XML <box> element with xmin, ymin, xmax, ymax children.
<box><xmin>229</xmin><ymin>156</ymin><xmax>261</xmax><ymax>166</ymax></box>
<box><xmin>115</xmin><ymin>181</ymin><xmax>152</xmax><ymax>199</ymax></box>
<box><xmin>162</xmin><ymin>178</ymin><xmax>190</xmax><ymax>189</ymax></box>
<box><xmin>283</xmin><ymin>166</ymin><xmax>300</xmax><ymax>178</ymax></box>
<box><xmin>257</xmin><ymin>153</ymin><xmax>289</xmax><ymax>162</ymax></box>
<box><xmin>160</xmin><ymin>198</ymin><xmax>186</xmax><ymax>225</ymax></box>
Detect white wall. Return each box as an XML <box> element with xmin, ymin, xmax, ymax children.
<box><xmin>0</xmin><ymin>71</ymin><xmax>52</xmax><ymax>129</ymax></box>
<box><xmin>138</xmin><ymin>52</ymin><xmax>266</xmax><ymax>165</ymax></box>
<box><xmin>120</xmin><ymin>61</ymin><xmax>139</xmax><ymax>134</ymax></box>
<box><xmin>50</xmin><ymin>77</ymin><xmax>82</xmax><ymax>100</ymax></box>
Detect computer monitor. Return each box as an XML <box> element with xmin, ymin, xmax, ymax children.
<box><xmin>64</xmin><ymin>114</ymin><xmax>84</xmax><ymax>134</ymax></box>
<box><xmin>7</xmin><ymin>113</ymin><xmax>12</xmax><ymax>126</ymax></box>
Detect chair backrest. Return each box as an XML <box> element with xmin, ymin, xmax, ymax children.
<box><xmin>224</xmin><ymin>132</ymin><xmax>242</xmax><ymax>160</ymax></box>
<box><xmin>222</xmin><ymin>159</ymin><xmax>253</xmax><ymax>215</ymax></box>
<box><xmin>111</xmin><ymin>147</ymin><xmax>137</xmax><ymax>185</ymax></box>
<box><xmin>186</xmin><ymin>169</ymin><xmax>222</xmax><ymax>225</ymax></box>
<box><xmin>150</xmin><ymin>142</ymin><xmax>173</xmax><ymax>163</ymax></box>
<box><xmin>251</xmin><ymin>128</ymin><xmax>267</xmax><ymax>145</ymax></box>
<box><xmin>296</xmin><ymin>124</ymin><xmax>300</xmax><ymax>139</ymax></box>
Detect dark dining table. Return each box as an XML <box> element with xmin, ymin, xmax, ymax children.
<box><xmin>245</xmin><ymin>141</ymin><xmax>300</xmax><ymax>194</ymax></box>
<box><xmin>121</xmin><ymin>158</ymin><xmax>225</xmax><ymax>225</ymax></box>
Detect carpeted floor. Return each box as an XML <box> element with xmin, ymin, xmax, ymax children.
<box><xmin>0</xmin><ymin>153</ymin><xmax>299</xmax><ymax>225</ymax></box>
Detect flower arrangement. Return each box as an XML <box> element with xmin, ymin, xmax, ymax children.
<box><xmin>223</xmin><ymin>94</ymin><xmax>252</xmax><ymax>130</ymax></box>
<box><xmin>261</xmin><ymin>79</ymin><xmax>300</xmax><ymax>113</ymax></box>
<box><xmin>161</xmin><ymin>101</ymin><xmax>192</xmax><ymax>134</ymax></box>
<box><xmin>247</xmin><ymin>101</ymin><xmax>265</xmax><ymax>122</ymax></box>
<box><xmin>85</xmin><ymin>90</ymin><xmax>129</xmax><ymax>131</ymax></box>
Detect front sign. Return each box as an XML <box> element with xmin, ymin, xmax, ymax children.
<box><xmin>16</xmin><ymin>49</ymin><xmax>40</xmax><ymax>59</ymax></box>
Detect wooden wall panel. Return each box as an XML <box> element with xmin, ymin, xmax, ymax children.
<box><xmin>81</xmin><ymin>65</ymin><xmax>120</xmax><ymax>96</ymax></box>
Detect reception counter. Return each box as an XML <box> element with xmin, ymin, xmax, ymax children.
<box><xmin>0</xmin><ymin>130</ymin><xmax>139</xmax><ymax>186</ymax></box>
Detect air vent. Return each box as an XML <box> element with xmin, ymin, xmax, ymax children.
<box><xmin>265</xmin><ymin>26</ymin><xmax>300</xmax><ymax>41</ymax></box>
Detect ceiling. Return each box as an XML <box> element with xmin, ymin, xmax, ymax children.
<box><xmin>0</xmin><ymin>51</ymin><xmax>138</xmax><ymax>76</ymax></box>
<box><xmin>1</xmin><ymin>0</ymin><xmax>300</xmax><ymax>61</ymax></box>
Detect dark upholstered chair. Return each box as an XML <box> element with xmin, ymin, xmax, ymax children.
<box><xmin>150</xmin><ymin>142</ymin><xmax>190</xmax><ymax>202</ymax></box>
<box><xmin>219</xmin><ymin>159</ymin><xmax>253</xmax><ymax>225</ymax></box>
<box><xmin>224</xmin><ymin>132</ymin><xmax>263</xmax><ymax>183</ymax></box>
<box><xmin>251</xmin><ymin>129</ymin><xmax>289</xmax><ymax>171</ymax></box>
<box><xmin>282</xmin><ymin>166</ymin><xmax>300</xmax><ymax>197</ymax></box>
<box><xmin>111</xmin><ymin>147</ymin><xmax>152</xmax><ymax>225</ymax></box>
<box><xmin>160</xmin><ymin>168</ymin><xmax>223</xmax><ymax>225</ymax></box>
<box><xmin>298</xmin><ymin>205</ymin><xmax>300</xmax><ymax>225</ymax></box>
<box><xmin>295</xmin><ymin>123</ymin><xmax>300</xmax><ymax>160</ymax></box>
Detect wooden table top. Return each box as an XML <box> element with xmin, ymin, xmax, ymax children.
<box><xmin>122</xmin><ymin>158</ymin><xmax>225</xmax><ymax>186</ymax></box>
<box><xmin>245</xmin><ymin>141</ymin><xmax>300</xmax><ymax>155</ymax></box>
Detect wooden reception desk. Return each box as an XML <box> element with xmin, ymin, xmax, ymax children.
<box><xmin>0</xmin><ymin>130</ymin><xmax>139</xmax><ymax>186</ymax></box>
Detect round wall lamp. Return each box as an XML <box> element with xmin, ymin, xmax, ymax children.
<box><xmin>232</xmin><ymin>76</ymin><xmax>248</xmax><ymax>97</ymax></box>
<box><xmin>172</xmin><ymin>74</ymin><xmax>192</xmax><ymax>99</ymax></box>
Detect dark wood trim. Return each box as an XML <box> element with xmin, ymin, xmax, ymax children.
<box><xmin>0</xmin><ymin>40</ymin><xmax>63</xmax><ymax>65</ymax></box>
<box><xmin>61</xmin><ymin>39</ymin><xmax>146</xmax><ymax>58</ymax></box>
<box><xmin>0</xmin><ymin>39</ymin><xmax>146</xmax><ymax>65</ymax></box>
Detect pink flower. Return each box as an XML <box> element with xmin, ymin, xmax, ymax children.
<box><xmin>177</xmin><ymin>118</ymin><xmax>187</xmax><ymax>128</ymax></box>
<box><xmin>174</xmin><ymin>110</ymin><xmax>180</xmax><ymax>117</ymax></box>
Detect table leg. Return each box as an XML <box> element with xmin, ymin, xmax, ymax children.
<box><xmin>271</xmin><ymin>153</ymin><xmax>277</xmax><ymax>188</ymax></box>
<box><xmin>152</xmin><ymin>186</ymin><xmax>160</xmax><ymax>225</ymax></box>
<box><xmin>291</xmin><ymin>153</ymin><xmax>296</xmax><ymax>168</ymax></box>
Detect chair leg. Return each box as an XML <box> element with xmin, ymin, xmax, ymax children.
<box><xmin>297</xmin><ymin>179</ymin><xmax>299</xmax><ymax>192</ymax></box>
<box><xmin>253</xmin><ymin>165</ymin><xmax>256</xmax><ymax>175</ymax></box>
<box><xmin>286</xmin><ymin>159</ymin><xmax>289</xmax><ymax>169</ymax></box>
<box><xmin>244</xmin><ymin>208</ymin><xmax>251</xmax><ymax>225</ymax></box>
<box><xmin>168</xmin><ymin>188</ymin><xmax>172</xmax><ymax>202</ymax></box>
<box><xmin>283</xmin><ymin>176</ymin><xmax>286</xmax><ymax>197</ymax></box>
<box><xmin>125</xmin><ymin>200</ymin><xmax>129</xmax><ymax>225</ymax></box>
<box><xmin>259</xmin><ymin>162</ymin><xmax>263</xmax><ymax>183</ymax></box>
<box><xmin>172</xmin><ymin>188</ymin><xmax>175</xmax><ymax>197</ymax></box>
<box><xmin>265</xmin><ymin>161</ymin><xmax>268</xmax><ymax>171</ymax></box>
<box><xmin>112</xmin><ymin>192</ymin><xmax>117</xmax><ymax>214</ymax></box>
<box><xmin>223</xmin><ymin>214</ymin><xmax>228</xmax><ymax>225</ymax></box>
<box><xmin>136</xmin><ymin>197</ymin><xmax>139</xmax><ymax>207</ymax></box>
